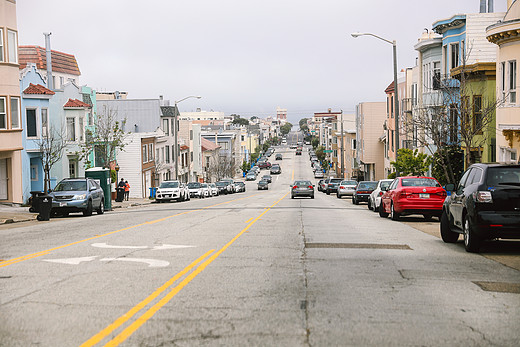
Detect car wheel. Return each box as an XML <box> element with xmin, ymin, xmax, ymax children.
<box><xmin>83</xmin><ymin>200</ymin><xmax>93</xmax><ymax>216</ymax></box>
<box><xmin>440</xmin><ymin>210</ymin><xmax>458</xmax><ymax>243</ymax></box>
<box><xmin>337</xmin><ymin>193</ymin><xmax>341</xmax><ymax>199</ymax></box>
<box><xmin>367</xmin><ymin>200</ymin><xmax>372</xmax><ymax>210</ymax></box>
<box><xmin>291</xmin><ymin>195</ymin><xmax>295</xmax><ymax>199</ymax></box>
<box><xmin>379</xmin><ymin>202</ymin><xmax>388</xmax><ymax>218</ymax></box>
<box><xmin>390</xmin><ymin>203</ymin><xmax>400</xmax><ymax>221</ymax></box>
<box><xmin>326</xmin><ymin>190</ymin><xmax>330</xmax><ymax>195</ymax></box>
<box><xmin>96</xmin><ymin>199</ymin><xmax>104</xmax><ymax>215</ymax></box>
<box><xmin>423</xmin><ymin>214</ymin><xmax>433</xmax><ymax>221</ymax></box>
<box><xmin>177</xmin><ymin>197</ymin><xmax>183</xmax><ymax>202</ymax></box>
<box><xmin>463</xmin><ymin>215</ymin><xmax>481</xmax><ymax>253</ymax></box>
<box><xmin>311</xmin><ymin>195</ymin><xmax>314</xmax><ymax>199</ymax></box>
<box><xmin>353</xmin><ymin>197</ymin><xmax>359</xmax><ymax>205</ymax></box>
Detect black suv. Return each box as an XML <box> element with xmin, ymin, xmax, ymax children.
<box><xmin>441</xmin><ymin>163</ymin><xmax>520</xmax><ymax>252</ymax></box>
<box><xmin>326</xmin><ymin>178</ymin><xmax>343</xmax><ymax>195</ymax></box>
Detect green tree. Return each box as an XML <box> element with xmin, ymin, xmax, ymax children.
<box><xmin>315</xmin><ymin>145</ymin><xmax>326</xmax><ymax>163</ymax></box>
<box><xmin>390</xmin><ymin>148</ymin><xmax>432</xmax><ymax>177</ymax></box>
<box><xmin>231</xmin><ymin>114</ymin><xmax>249</xmax><ymax>126</ymax></box>
<box><xmin>311</xmin><ymin>137</ymin><xmax>319</xmax><ymax>149</ymax></box>
<box><xmin>432</xmin><ymin>145</ymin><xmax>464</xmax><ymax>186</ymax></box>
<box><xmin>280</xmin><ymin>122</ymin><xmax>293</xmax><ymax>136</ymax></box>
<box><xmin>241</xmin><ymin>160</ymin><xmax>251</xmax><ymax>173</ymax></box>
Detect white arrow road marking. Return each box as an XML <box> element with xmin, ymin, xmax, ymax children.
<box><xmin>91</xmin><ymin>243</ymin><xmax>148</xmax><ymax>249</ymax></box>
<box><xmin>100</xmin><ymin>258</ymin><xmax>170</xmax><ymax>268</ymax></box>
<box><xmin>152</xmin><ymin>244</ymin><xmax>195</xmax><ymax>250</ymax></box>
<box><xmin>43</xmin><ymin>256</ymin><xmax>98</xmax><ymax>265</ymax></box>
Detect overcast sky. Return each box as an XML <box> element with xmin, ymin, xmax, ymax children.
<box><xmin>17</xmin><ymin>0</ymin><xmax>507</xmax><ymax>124</ymax></box>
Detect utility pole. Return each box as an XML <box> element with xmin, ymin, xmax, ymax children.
<box><xmin>340</xmin><ymin>110</ymin><xmax>345</xmax><ymax>179</ymax></box>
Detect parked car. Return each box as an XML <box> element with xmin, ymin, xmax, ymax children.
<box><xmin>320</xmin><ymin>178</ymin><xmax>330</xmax><ymax>192</ymax></box>
<box><xmin>368</xmin><ymin>179</ymin><xmax>393</xmax><ymax>210</ymax></box>
<box><xmin>235</xmin><ymin>181</ymin><xmax>246</xmax><ymax>192</ymax></box>
<box><xmin>216</xmin><ymin>181</ymin><xmax>232</xmax><ymax>194</ymax></box>
<box><xmin>208</xmin><ymin>183</ymin><xmax>219</xmax><ymax>196</ymax></box>
<box><xmin>220</xmin><ymin>178</ymin><xmax>236</xmax><ymax>193</ymax></box>
<box><xmin>296</xmin><ymin>149</ymin><xmax>302</xmax><ymax>155</ymax></box>
<box><xmin>180</xmin><ymin>183</ymin><xmax>191</xmax><ymax>201</ymax></box>
<box><xmin>275</xmin><ymin>153</ymin><xmax>282</xmax><ymax>160</ymax></box>
<box><xmin>326</xmin><ymin>178</ymin><xmax>343</xmax><ymax>195</ymax></box>
<box><xmin>246</xmin><ymin>172</ymin><xmax>257</xmax><ymax>181</ymax></box>
<box><xmin>291</xmin><ymin>180</ymin><xmax>314</xmax><ymax>199</ymax></box>
<box><xmin>336</xmin><ymin>180</ymin><xmax>358</xmax><ymax>198</ymax></box>
<box><xmin>155</xmin><ymin>180</ymin><xmax>186</xmax><ymax>202</ymax></box>
<box><xmin>262</xmin><ymin>174</ymin><xmax>272</xmax><ymax>183</ymax></box>
<box><xmin>251</xmin><ymin>166</ymin><xmax>261</xmax><ymax>174</ymax></box>
<box><xmin>200</xmin><ymin>183</ymin><xmax>211</xmax><ymax>197</ymax></box>
<box><xmin>317</xmin><ymin>179</ymin><xmax>325</xmax><ymax>192</ymax></box>
<box><xmin>258</xmin><ymin>180</ymin><xmax>269</xmax><ymax>190</ymax></box>
<box><xmin>352</xmin><ymin>181</ymin><xmax>378</xmax><ymax>205</ymax></box>
<box><xmin>441</xmin><ymin>163</ymin><xmax>520</xmax><ymax>252</ymax></box>
<box><xmin>379</xmin><ymin>176</ymin><xmax>446</xmax><ymax>220</ymax></box>
<box><xmin>258</xmin><ymin>161</ymin><xmax>272</xmax><ymax>169</ymax></box>
<box><xmin>314</xmin><ymin>170</ymin><xmax>324</xmax><ymax>179</ymax></box>
<box><xmin>187</xmin><ymin>182</ymin><xmax>204</xmax><ymax>198</ymax></box>
<box><xmin>50</xmin><ymin>178</ymin><xmax>105</xmax><ymax>216</ymax></box>
<box><xmin>270</xmin><ymin>164</ymin><xmax>281</xmax><ymax>175</ymax></box>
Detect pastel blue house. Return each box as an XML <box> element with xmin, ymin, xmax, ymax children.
<box><xmin>19</xmin><ymin>63</ymin><xmax>55</xmax><ymax>202</ymax></box>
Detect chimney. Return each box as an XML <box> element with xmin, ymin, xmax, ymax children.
<box><xmin>43</xmin><ymin>33</ymin><xmax>53</xmax><ymax>90</ymax></box>
<box><xmin>488</xmin><ymin>0</ymin><xmax>494</xmax><ymax>12</ymax></box>
<box><xmin>480</xmin><ymin>0</ymin><xmax>486</xmax><ymax>12</ymax></box>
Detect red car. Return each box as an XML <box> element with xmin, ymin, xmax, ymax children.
<box><xmin>257</xmin><ymin>161</ymin><xmax>271</xmax><ymax>169</ymax></box>
<box><xmin>379</xmin><ymin>176</ymin><xmax>447</xmax><ymax>221</ymax></box>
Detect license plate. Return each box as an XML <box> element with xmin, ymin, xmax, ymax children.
<box><xmin>60</xmin><ymin>202</ymin><xmax>67</xmax><ymax>207</ymax></box>
<box><xmin>419</xmin><ymin>193</ymin><xmax>430</xmax><ymax>199</ymax></box>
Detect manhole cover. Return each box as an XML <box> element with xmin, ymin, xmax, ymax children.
<box><xmin>473</xmin><ymin>281</ymin><xmax>520</xmax><ymax>294</ymax></box>
<box><xmin>305</xmin><ymin>243</ymin><xmax>411</xmax><ymax>250</ymax></box>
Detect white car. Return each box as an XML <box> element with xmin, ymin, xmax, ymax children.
<box><xmin>336</xmin><ymin>180</ymin><xmax>358</xmax><ymax>199</ymax></box>
<box><xmin>209</xmin><ymin>183</ymin><xmax>219</xmax><ymax>196</ymax></box>
<box><xmin>155</xmin><ymin>180</ymin><xmax>186</xmax><ymax>202</ymax></box>
<box><xmin>200</xmin><ymin>183</ymin><xmax>211</xmax><ymax>198</ymax></box>
<box><xmin>314</xmin><ymin>170</ymin><xmax>324</xmax><ymax>178</ymax></box>
<box><xmin>187</xmin><ymin>182</ymin><xmax>204</xmax><ymax>198</ymax></box>
<box><xmin>368</xmin><ymin>179</ymin><xmax>393</xmax><ymax>211</ymax></box>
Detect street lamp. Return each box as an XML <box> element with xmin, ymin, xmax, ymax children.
<box><xmin>351</xmin><ymin>32</ymin><xmax>400</xmax><ymax>177</ymax></box>
<box><xmin>174</xmin><ymin>95</ymin><xmax>201</xmax><ymax>181</ymax></box>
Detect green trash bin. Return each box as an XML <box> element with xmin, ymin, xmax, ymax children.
<box><xmin>85</xmin><ymin>168</ymin><xmax>112</xmax><ymax>211</ymax></box>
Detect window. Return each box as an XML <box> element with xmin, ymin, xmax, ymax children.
<box><xmin>7</xmin><ymin>30</ymin><xmax>17</xmax><ymax>63</ymax></box>
<box><xmin>509</xmin><ymin>60</ymin><xmax>517</xmax><ymax>104</ymax></box>
<box><xmin>190</xmin><ymin>130</ymin><xmax>193</xmax><ymax>140</ymax></box>
<box><xmin>443</xmin><ymin>45</ymin><xmax>448</xmax><ymax>75</ymax></box>
<box><xmin>501</xmin><ymin>62</ymin><xmax>506</xmax><ymax>101</ymax></box>
<box><xmin>0</xmin><ymin>29</ymin><xmax>3</xmax><ymax>62</ymax></box>
<box><xmin>148</xmin><ymin>143</ymin><xmax>153</xmax><ymax>162</ymax></box>
<box><xmin>467</xmin><ymin>168</ymin><xmax>482</xmax><ymax>185</ymax></box>
<box><xmin>0</xmin><ymin>97</ymin><xmax>6</xmax><ymax>129</ymax></box>
<box><xmin>390</xmin><ymin>96</ymin><xmax>394</xmax><ymax>118</ymax></box>
<box><xmin>500</xmin><ymin>147</ymin><xmax>517</xmax><ymax>163</ymax></box>
<box><xmin>41</xmin><ymin>108</ymin><xmax>48</xmax><ymax>137</ymax></box>
<box><xmin>142</xmin><ymin>145</ymin><xmax>147</xmax><ymax>163</ymax></box>
<box><xmin>461</xmin><ymin>96</ymin><xmax>470</xmax><ymax>130</ymax></box>
<box><xmin>163</xmin><ymin>119</ymin><xmax>169</xmax><ymax>136</ymax></box>
<box><xmin>191</xmin><ymin>152</ymin><xmax>193</xmax><ymax>162</ymax></box>
<box><xmin>391</xmin><ymin>130</ymin><xmax>394</xmax><ymax>151</ymax></box>
<box><xmin>10</xmin><ymin>97</ymin><xmax>19</xmax><ymax>129</ymax></box>
<box><xmin>450</xmin><ymin>42</ymin><xmax>459</xmax><ymax>70</ymax></box>
<box><xmin>165</xmin><ymin>145</ymin><xmax>170</xmax><ymax>163</ymax></box>
<box><xmin>157</xmin><ymin>148</ymin><xmax>160</xmax><ymax>163</ymax></box>
<box><xmin>433</xmin><ymin>62</ymin><xmax>441</xmax><ymax>90</ymax></box>
<box><xmin>79</xmin><ymin>116</ymin><xmax>84</xmax><ymax>142</ymax></box>
<box><xmin>88</xmin><ymin>111</ymin><xmax>93</xmax><ymax>126</ymax></box>
<box><xmin>30</xmin><ymin>165</ymin><xmax>38</xmax><ymax>181</ymax></box>
<box><xmin>449</xmin><ymin>104</ymin><xmax>458</xmax><ymax>143</ymax></box>
<box><xmin>69</xmin><ymin>161</ymin><xmax>77</xmax><ymax>178</ymax></box>
<box><xmin>60</xmin><ymin>77</ymin><xmax>64</xmax><ymax>88</ymax></box>
<box><xmin>26</xmin><ymin>109</ymin><xmax>37</xmax><ymax>137</ymax></box>
<box><xmin>473</xmin><ymin>95</ymin><xmax>482</xmax><ymax>133</ymax></box>
<box><xmin>66</xmin><ymin>117</ymin><xmax>75</xmax><ymax>141</ymax></box>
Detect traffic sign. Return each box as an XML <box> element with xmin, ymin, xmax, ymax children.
<box><xmin>324</xmin><ymin>150</ymin><xmax>333</xmax><ymax>153</ymax></box>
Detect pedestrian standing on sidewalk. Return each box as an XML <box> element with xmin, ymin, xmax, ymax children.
<box><xmin>124</xmin><ymin>181</ymin><xmax>130</xmax><ymax>201</ymax></box>
<box><xmin>118</xmin><ymin>178</ymin><xmax>126</xmax><ymax>189</ymax></box>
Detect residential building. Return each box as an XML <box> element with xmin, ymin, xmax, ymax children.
<box><xmin>201</xmin><ymin>138</ymin><xmax>220</xmax><ymax>182</ymax></box>
<box><xmin>276</xmin><ymin>106</ymin><xmax>287</xmax><ymax>122</ymax></box>
<box><xmin>332</xmin><ymin>113</ymin><xmax>356</xmax><ymax>179</ymax></box>
<box><xmin>355</xmin><ymin>102</ymin><xmax>386</xmax><ymax>181</ymax></box>
<box><xmin>0</xmin><ymin>0</ymin><xmax>23</xmax><ymax>203</ymax></box>
<box><xmin>487</xmin><ymin>0</ymin><xmax>520</xmax><ymax>163</ymax></box>
<box><xmin>180</xmin><ymin>109</ymin><xmax>227</xmax><ymax>121</ymax></box>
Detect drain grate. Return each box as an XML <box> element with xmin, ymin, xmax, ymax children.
<box><xmin>473</xmin><ymin>281</ymin><xmax>520</xmax><ymax>294</ymax></box>
<box><xmin>305</xmin><ymin>243</ymin><xmax>411</xmax><ymax>250</ymax></box>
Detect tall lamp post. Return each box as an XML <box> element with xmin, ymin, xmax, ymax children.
<box><xmin>351</xmin><ymin>32</ymin><xmax>399</xmax><ymax>177</ymax></box>
<box><xmin>174</xmin><ymin>95</ymin><xmax>201</xmax><ymax>181</ymax></box>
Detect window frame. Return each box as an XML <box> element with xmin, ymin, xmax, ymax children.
<box><xmin>0</xmin><ymin>97</ymin><xmax>6</xmax><ymax>130</ymax></box>
<box><xmin>7</xmin><ymin>29</ymin><xmax>17</xmax><ymax>63</ymax></box>
<box><xmin>26</xmin><ymin>108</ymin><xmax>39</xmax><ymax>138</ymax></box>
<box><xmin>66</xmin><ymin>117</ymin><xmax>76</xmax><ymax>141</ymax></box>
<box><xmin>10</xmin><ymin>96</ymin><xmax>20</xmax><ymax>129</ymax></box>
<box><xmin>509</xmin><ymin>60</ymin><xmax>517</xmax><ymax>104</ymax></box>
<box><xmin>0</xmin><ymin>28</ymin><xmax>4</xmax><ymax>62</ymax></box>
<box><xmin>473</xmin><ymin>95</ymin><xmax>483</xmax><ymax>134</ymax></box>
<box><xmin>450</xmin><ymin>42</ymin><xmax>460</xmax><ymax>70</ymax></box>
<box><xmin>41</xmin><ymin>108</ymin><xmax>49</xmax><ymax>137</ymax></box>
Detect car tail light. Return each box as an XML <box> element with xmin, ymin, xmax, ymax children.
<box><xmin>400</xmin><ymin>190</ymin><xmax>412</xmax><ymax>197</ymax></box>
<box><xmin>476</xmin><ymin>191</ymin><xmax>493</xmax><ymax>203</ymax></box>
<box><xmin>437</xmin><ymin>190</ymin><xmax>447</xmax><ymax>198</ymax></box>
<box><xmin>339</xmin><ymin>186</ymin><xmax>345</xmax><ymax>189</ymax></box>
<box><xmin>379</xmin><ymin>191</ymin><xmax>384</xmax><ymax>196</ymax></box>
<box><xmin>308</xmin><ymin>185</ymin><xmax>313</xmax><ymax>189</ymax></box>
<box><xmin>293</xmin><ymin>186</ymin><xmax>298</xmax><ymax>189</ymax></box>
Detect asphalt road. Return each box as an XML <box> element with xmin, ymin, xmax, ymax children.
<box><xmin>1</xmin><ymin>145</ymin><xmax>519</xmax><ymax>346</ymax></box>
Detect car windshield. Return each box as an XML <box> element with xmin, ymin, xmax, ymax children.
<box><xmin>159</xmin><ymin>181</ymin><xmax>179</xmax><ymax>188</ymax></box>
<box><xmin>237</xmin><ymin>182</ymin><xmax>245</xmax><ymax>186</ymax></box>
<box><xmin>54</xmin><ymin>180</ymin><xmax>87</xmax><ymax>192</ymax></box>
<box><xmin>358</xmin><ymin>181</ymin><xmax>378</xmax><ymax>190</ymax></box>
<box><xmin>341</xmin><ymin>180</ymin><xmax>357</xmax><ymax>186</ymax></box>
<box><xmin>401</xmin><ymin>178</ymin><xmax>440</xmax><ymax>187</ymax></box>
<box><xmin>486</xmin><ymin>167</ymin><xmax>520</xmax><ymax>185</ymax></box>
<box><xmin>294</xmin><ymin>181</ymin><xmax>311</xmax><ymax>186</ymax></box>
<box><xmin>201</xmin><ymin>183</ymin><xmax>208</xmax><ymax>188</ymax></box>
<box><xmin>216</xmin><ymin>182</ymin><xmax>227</xmax><ymax>187</ymax></box>
<box><xmin>187</xmin><ymin>182</ymin><xmax>201</xmax><ymax>188</ymax></box>
<box><xmin>380</xmin><ymin>181</ymin><xmax>392</xmax><ymax>189</ymax></box>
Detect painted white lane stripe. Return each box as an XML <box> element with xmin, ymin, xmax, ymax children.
<box><xmin>92</xmin><ymin>243</ymin><xmax>147</xmax><ymax>249</ymax></box>
<box><xmin>152</xmin><ymin>244</ymin><xmax>195</xmax><ymax>250</ymax></box>
<box><xmin>100</xmin><ymin>258</ymin><xmax>170</xmax><ymax>268</ymax></box>
<box><xmin>43</xmin><ymin>256</ymin><xmax>98</xmax><ymax>265</ymax></box>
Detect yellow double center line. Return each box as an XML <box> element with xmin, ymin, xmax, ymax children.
<box><xmin>0</xmin><ymin>195</ymin><xmax>256</xmax><ymax>269</ymax></box>
<box><xmin>82</xmin><ymin>192</ymin><xmax>289</xmax><ymax>347</ymax></box>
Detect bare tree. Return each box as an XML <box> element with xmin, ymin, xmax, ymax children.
<box><xmin>206</xmin><ymin>153</ymin><xmax>236</xmax><ymax>181</ymax></box>
<box><xmin>77</xmin><ymin>106</ymin><xmax>128</xmax><ymax>168</ymax></box>
<box><xmin>35</xmin><ymin>126</ymin><xmax>68</xmax><ymax>192</ymax></box>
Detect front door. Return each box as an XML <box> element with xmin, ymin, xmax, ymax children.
<box><xmin>0</xmin><ymin>159</ymin><xmax>8</xmax><ymax>200</ymax></box>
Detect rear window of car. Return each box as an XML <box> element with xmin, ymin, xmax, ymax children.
<box><xmin>160</xmin><ymin>181</ymin><xmax>179</xmax><ymax>188</ymax></box>
<box><xmin>358</xmin><ymin>181</ymin><xmax>377</xmax><ymax>190</ymax></box>
<box><xmin>188</xmin><ymin>182</ymin><xmax>201</xmax><ymax>188</ymax></box>
<box><xmin>330</xmin><ymin>179</ymin><xmax>342</xmax><ymax>183</ymax></box>
<box><xmin>486</xmin><ymin>167</ymin><xmax>520</xmax><ymax>186</ymax></box>
<box><xmin>55</xmin><ymin>180</ymin><xmax>87</xmax><ymax>191</ymax></box>
<box><xmin>295</xmin><ymin>181</ymin><xmax>311</xmax><ymax>186</ymax></box>
<box><xmin>401</xmin><ymin>178</ymin><xmax>440</xmax><ymax>187</ymax></box>
<box><xmin>341</xmin><ymin>180</ymin><xmax>357</xmax><ymax>185</ymax></box>
<box><xmin>380</xmin><ymin>181</ymin><xmax>392</xmax><ymax>189</ymax></box>
<box><xmin>216</xmin><ymin>182</ymin><xmax>227</xmax><ymax>186</ymax></box>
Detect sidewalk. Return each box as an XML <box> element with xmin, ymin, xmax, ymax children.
<box><xmin>0</xmin><ymin>198</ymin><xmax>154</xmax><ymax>225</ymax></box>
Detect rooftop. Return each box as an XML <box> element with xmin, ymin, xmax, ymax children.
<box><xmin>19</xmin><ymin>46</ymin><xmax>81</xmax><ymax>76</ymax></box>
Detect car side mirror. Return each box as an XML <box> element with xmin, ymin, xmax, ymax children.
<box><xmin>445</xmin><ymin>183</ymin><xmax>455</xmax><ymax>192</ymax></box>
<box><xmin>381</xmin><ymin>186</ymin><xmax>388</xmax><ymax>191</ymax></box>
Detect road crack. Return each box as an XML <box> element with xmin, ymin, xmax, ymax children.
<box><xmin>299</xmin><ymin>200</ymin><xmax>311</xmax><ymax>347</ymax></box>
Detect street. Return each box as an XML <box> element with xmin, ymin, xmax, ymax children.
<box><xmin>1</xmin><ymin>143</ymin><xmax>519</xmax><ymax>347</ymax></box>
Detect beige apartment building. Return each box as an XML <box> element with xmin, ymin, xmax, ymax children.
<box><xmin>0</xmin><ymin>0</ymin><xmax>23</xmax><ymax>203</ymax></box>
<box><xmin>355</xmin><ymin>102</ymin><xmax>386</xmax><ymax>181</ymax></box>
